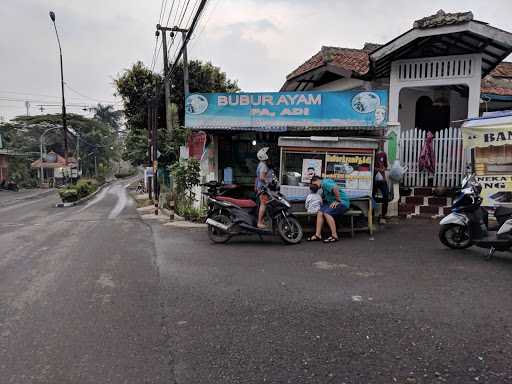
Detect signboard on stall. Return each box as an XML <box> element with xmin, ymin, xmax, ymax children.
<box><xmin>475</xmin><ymin>175</ymin><xmax>512</xmax><ymax>207</ymax></box>
<box><xmin>185</xmin><ymin>90</ymin><xmax>388</xmax><ymax>131</ymax></box>
<box><xmin>324</xmin><ymin>153</ymin><xmax>373</xmax><ymax>196</ymax></box>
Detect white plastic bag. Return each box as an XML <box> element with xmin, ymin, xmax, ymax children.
<box><xmin>389</xmin><ymin>160</ymin><xmax>407</xmax><ymax>182</ymax></box>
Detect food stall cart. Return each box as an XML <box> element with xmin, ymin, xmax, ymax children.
<box><xmin>278</xmin><ymin>136</ymin><xmax>379</xmax><ymax>234</ymax></box>
<box><xmin>462</xmin><ymin>111</ymin><xmax>512</xmax><ymax>207</ymax></box>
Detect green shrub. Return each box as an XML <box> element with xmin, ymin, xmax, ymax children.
<box><xmin>59</xmin><ymin>188</ymin><xmax>79</xmax><ymax>202</ymax></box>
<box><xmin>75</xmin><ymin>178</ymin><xmax>98</xmax><ymax>198</ymax></box>
<box><xmin>176</xmin><ymin>201</ymin><xmax>206</xmax><ymax>223</ymax></box>
<box><xmin>114</xmin><ymin>170</ymin><xmax>136</xmax><ymax>179</ymax></box>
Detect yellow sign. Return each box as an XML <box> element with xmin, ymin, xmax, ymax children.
<box><xmin>475</xmin><ymin>174</ymin><xmax>512</xmax><ymax>207</ymax></box>
<box><xmin>463</xmin><ymin>125</ymin><xmax>512</xmax><ymax>149</ymax></box>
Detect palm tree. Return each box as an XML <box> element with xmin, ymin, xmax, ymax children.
<box><xmin>93</xmin><ymin>104</ymin><xmax>122</xmax><ymax>132</ymax></box>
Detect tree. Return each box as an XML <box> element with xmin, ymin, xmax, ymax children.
<box><xmin>1</xmin><ymin>113</ymin><xmax>117</xmax><ymax>180</ymax></box>
<box><xmin>114</xmin><ymin>60</ymin><xmax>239</xmax><ymax>166</ymax></box>
<box><xmin>93</xmin><ymin>104</ymin><xmax>123</xmax><ymax>132</ymax></box>
<box><xmin>170</xmin><ymin>60</ymin><xmax>240</xmax><ymax>123</ymax></box>
<box><xmin>114</xmin><ymin>61</ymin><xmax>160</xmax><ymax>166</ymax></box>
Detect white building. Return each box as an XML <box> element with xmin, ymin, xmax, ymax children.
<box><xmin>279</xmin><ymin>10</ymin><xmax>512</xmax><ymax>215</ymax></box>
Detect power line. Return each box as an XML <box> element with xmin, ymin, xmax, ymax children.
<box><xmin>64</xmin><ymin>84</ymin><xmax>120</xmax><ymax>105</ymax></box>
<box><xmin>189</xmin><ymin>0</ymin><xmax>222</xmax><ymax>48</ymax></box>
<box><xmin>150</xmin><ymin>35</ymin><xmax>160</xmax><ymax>71</ymax></box>
<box><xmin>168</xmin><ymin>0</ymin><xmax>209</xmax><ymax>76</ymax></box>
<box><xmin>164</xmin><ymin>0</ymin><xmax>178</xmax><ymax>27</ymax></box>
<box><xmin>158</xmin><ymin>0</ymin><xmax>168</xmax><ymax>25</ymax></box>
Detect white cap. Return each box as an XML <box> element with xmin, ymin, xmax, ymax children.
<box><xmin>257</xmin><ymin>147</ymin><xmax>269</xmax><ymax>161</ymax></box>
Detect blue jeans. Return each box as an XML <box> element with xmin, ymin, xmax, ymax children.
<box><xmin>319</xmin><ymin>203</ymin><xmax>348</xmax><ymax>217</ymax></box>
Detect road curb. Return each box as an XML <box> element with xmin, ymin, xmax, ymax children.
<box><xmin>55</xmin><ymin>182</ymin><xmax>112</xmax><ymax>208</ymax></box>
<box><xmin>0</xmin><ymin>189</ymin><xmax>56</xmax><ymax>208</ymax></box>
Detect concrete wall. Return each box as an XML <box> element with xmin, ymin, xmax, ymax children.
<box><xmin>397</xmin><ymin>87</ymin><xmax>469</xmax><ymax>130</ymax></box>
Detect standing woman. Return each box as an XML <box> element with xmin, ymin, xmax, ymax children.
<box><xmin>373</xmin><ymin>140</ymin><xmax>389</xmax><ymax>222</ymax></box>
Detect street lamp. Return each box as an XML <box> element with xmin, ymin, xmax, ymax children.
<box><xmin>40</xmin><ymin>126</ymin><xmax>60</xmax><ymax>185</ymax></box>
<box><xmin>49</xmin><ymin>10</ymin><xmax>68</xmax><ymax>166</ymax></box>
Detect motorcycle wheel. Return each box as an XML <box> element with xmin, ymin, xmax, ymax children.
<box><xmin>276</xmin><ymin>216</ymin><xmax>303</xmax><ymax>244</ymax></box>
<box><xmin>207</xmin><ymin>214</ymin><xmax>232</xmax><ymax>244</ymax></box>
<box><xmin>439</xmin><ymin>224</ymin><xmax>472</xmax><ymax>249</ymax></box>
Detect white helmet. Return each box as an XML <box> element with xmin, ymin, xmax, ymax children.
<box><xmin>257</xmin><ymin>147</ymin><xmax>269</xmax><ymax>161</ymax></box>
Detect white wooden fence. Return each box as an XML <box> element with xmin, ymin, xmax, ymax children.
<box><xmin>399</xmin><ymin>127</ymin><xmax>466</xmax><ymax>188</ymax></box>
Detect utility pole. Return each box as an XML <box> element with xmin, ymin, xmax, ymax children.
<box><xmin>152</xmin><ymin>98</ymin><xmax>159</xmax><ymax>216</ymax></box>
<box><xmin>156</xmin><ymin>25</ymin><xmax>173</xmax><ymax>140</ymax></box>
<box><xmin>76</xmin><ymin>131</ymin><xmax>80</xmax><ymax>177</ymax></box>
<box><xmin>147</xmin><ymin>104</ymin><xmax>153</xmax><ymax>200</ymax></box>
<box><xmin>181</xmin><ymin>30</ymin><xmax>190</xmax><ymax>97</ymax></box>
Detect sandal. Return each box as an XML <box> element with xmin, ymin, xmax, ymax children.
<box><xmin>323</xmin><ymin>236</ymin><xmax>339</xmax><ymax>243</ymax></box>
<box><xmin>307</xmin><ymin>235</ymin><xmax>322</xmax><ymax>242</ymax></box>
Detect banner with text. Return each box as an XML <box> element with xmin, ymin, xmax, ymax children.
<box><xmin>463</xmin><ymin>124</ymin><xmax>512</xmax><ymax>149</ymax></box>
<box><xmin>475</xmin><ymin>175</ymin><xmax>512</xmax><ymax>207</ymax></box>
<box><xmin>185</xmin><ymin>90</ymin><xmax>388</xmax><ymax>131</ymax></box>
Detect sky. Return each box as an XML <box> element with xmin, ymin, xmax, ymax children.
<box><xmin>1</xmin><ymin>0</ymin><xmax>512</xmax><ymax>121</ymax></box>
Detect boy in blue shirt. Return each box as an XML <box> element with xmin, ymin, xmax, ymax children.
<box><xmin>308</xmin><ymin>176</ymin><xmax>349</xmax><ymax>243</ymax></box>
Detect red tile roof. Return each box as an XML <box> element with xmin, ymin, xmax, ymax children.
<box><xmin>489</xmin><ymin>62</ymin><xmax>512</xmax><ymax>78</ymax></box>
<box><xmin>481</xmin><ymin>62</ymin><xmax>512</xmax><ymax>96</ymax></box>
<box><xmin>286</xmin><ymin>46</ymin><xmax>370</xmax><ymax>80</ymax></box>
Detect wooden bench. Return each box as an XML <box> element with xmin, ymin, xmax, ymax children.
<box><xmin>293</xmin><ymin>209</ymin><xmax>364</xmax><ymax>238</ymax></box>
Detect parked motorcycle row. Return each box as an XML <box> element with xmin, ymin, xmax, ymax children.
<box><xmin>0</xmin><ymin>179</ymin><xmax>18</xmax><ymax>191</ymax></box>
<box><xmin>439</xmin><ymin>174</ymin><xmax>512</xmax><ymax>260</ymax></box>
<box><xmin>202</xmin><ymin>175</ymin><xmax>512</xmax><ymax>260</ymax></box>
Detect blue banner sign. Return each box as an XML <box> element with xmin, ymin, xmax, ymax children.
<box><xmin>185</xmin><ymin>90</ymin><xmax>388</xmax><ymax>131</ymax></box>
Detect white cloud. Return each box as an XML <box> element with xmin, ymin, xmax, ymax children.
<box><xmin>1</xmin><ymin>0</ymin><xmax>512</xmax><ymax>119</ymax></box>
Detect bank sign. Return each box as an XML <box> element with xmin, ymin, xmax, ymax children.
<box><xmin>185</xmin><ymin>90</ymin><xmax>388</xmax><ymax>131</ymax></box>
<box><xmin>463</xmin><ymin>124</ymin><xmax>512</xmax><ymax>149</ymax></box>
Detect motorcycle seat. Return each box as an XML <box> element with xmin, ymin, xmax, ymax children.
<box><xmin>216</xmin><ymin>196</ymin><xmax>257</xmax><ymax>208</ymax></box>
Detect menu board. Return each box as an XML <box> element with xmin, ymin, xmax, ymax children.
<box><xmin>325</xmin><ymin>153</ymin><xmax>373</xmax><ymax>195</ymax></box>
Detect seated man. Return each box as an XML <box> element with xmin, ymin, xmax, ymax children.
<box><xmin>308</xmin><ymin>176</ymin><xmax>350</xmax><ymax>243</ymax></box>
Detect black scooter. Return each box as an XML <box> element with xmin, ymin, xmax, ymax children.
<box><xmin>203</xmin><ymin>181</ymin><xmax>303</xmax><ymax>244</ymax></box>
<box><xmin>439</xmin><ymin>174</ymin><xmax>512</xmax><ymax>260</ymax></box>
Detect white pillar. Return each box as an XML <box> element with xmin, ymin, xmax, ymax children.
<box><xmin>467</xmin><ymin>54</ymin><xmax>482</xmax><ymax>118</ymax></box>
<box><xmin>388</xmin><ymin>85</ymin><xmax>401</xmax><ymax>124</ymax></box>
<box><xmin>388</xmin><ymin>63</ymin><xmax>401</xmax><ymax>124</ymax></box>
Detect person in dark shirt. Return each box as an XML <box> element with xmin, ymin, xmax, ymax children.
<box><xmin>373</xmin><ymin>140</ymin><xmax>389</xmax><ymax>221</ymax></box>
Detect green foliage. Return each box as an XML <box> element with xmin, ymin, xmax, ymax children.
<box><xmin>177</xmin><ymin>204</ymin><xmax>206</xmax><ymax>223</ymax></box>
<box><xmin>170</xmin><ymin>60</ymin><xmax>240</xmax><ymax>124</ymax></box>
<box><xmin>59</xmin><ymin>188</ymin><xmax>79</xmax><ymax>202</ymax></box>
<box><xmin>114</xmin><ymin>170</ymin><xmax>136</xmax><ymax>179</ymax></box>
<box><xmin>114</xmin><ymin>60</ymin><xmax>239</xmax><ymax>166</ymax></box>
<box><xmin>170</xmin><ymin>159</ymin><xmax>200</xmax><ymax>201</ymax></box>
<box><xmin>0</xmin><ymin>113</ymin><xmax>118</xmax><ymax>181</ymax></box>
<box><xmin>114</xmin><ymin>61</ymin><xmax>159</xmax><ymax>166</ymax></box>
<box><xmin>74</xmin><ymin>178</ymin><xmax>98</xmax><ymax>198</ymax></box>
<box><xmin>8</xmin><ymin>157</ymin><xmax>38</xmax><ymax>188</ymax></box>
<box><xmin>59</xmin><ymin>178</ymin><xmax>98</xmax><ymax>202</ymax></box>
<box><xmin>93</xmin><ymin>104</ymin><xmax>122</xmax><ymax>132</ymax></box>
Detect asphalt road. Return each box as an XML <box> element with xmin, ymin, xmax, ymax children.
<box><xmin>0</xmin><ymin>181</ymin><xmax>171</xmax><ymax>383</ymax></box>
<box><xmin>2</xmin><ymin>183</ymin><xmax>512</xmax><ymax>383</ymax></box>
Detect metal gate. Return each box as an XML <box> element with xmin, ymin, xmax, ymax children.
<box><xmin>399</xmin><ymin>127</ymin><xmax>466</xmax><ymax>188</ymax></box>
